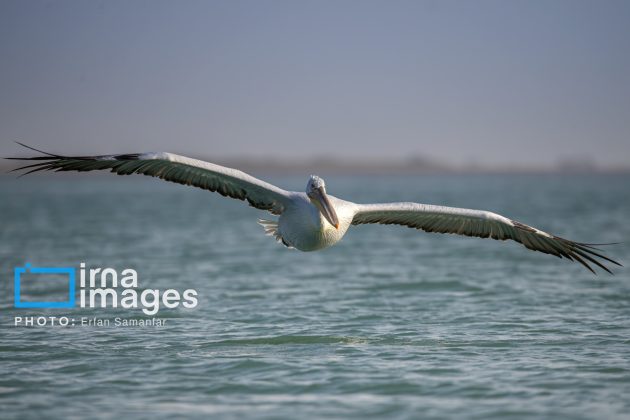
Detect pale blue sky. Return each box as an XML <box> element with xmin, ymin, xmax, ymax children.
<box><xmin>1</xmin><ymin>0</ymin><xmax>629</xmax><ymax>167</ymax></box>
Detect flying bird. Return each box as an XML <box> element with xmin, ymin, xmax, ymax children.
<box><xmin>8</xmin><ymin>143</ymin><xmax>621</xmax><ymax>274</ymax></box>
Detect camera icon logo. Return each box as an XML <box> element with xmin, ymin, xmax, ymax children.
<box><xmin>14</xmin><ymin>263</ymin><xmax>76</xmax><ymax>308</ymax></box>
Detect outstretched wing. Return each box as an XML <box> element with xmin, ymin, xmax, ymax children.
<box><xmin>8</xmin><ymin>143</ymin><xmax>291</xmax><ymax>214</ymax></box>
<box><xmin>352</xmin><ymin>202</ymin><xmax>621</xmax><ymax>274</ymax></box>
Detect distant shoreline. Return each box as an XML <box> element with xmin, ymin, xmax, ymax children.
<box><xmin>1</xmin><ymin>157</ymin><xmax>628</xmax><ymax>176</ymax></box>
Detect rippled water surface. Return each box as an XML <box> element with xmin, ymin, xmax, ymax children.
<box><xmin>1</xmin><ymin>174</ymin><xmax>629</xmax><ymax>419</ymax></box>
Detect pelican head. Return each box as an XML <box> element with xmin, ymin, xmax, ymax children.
<box><xmin>306</xmin><ymin>175</ymin><xmax>339</xmax><ymax>229</ymax></box>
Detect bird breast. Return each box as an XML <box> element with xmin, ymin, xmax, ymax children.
<box><xmin>277</xmin><ymin>194</ymin><xmax>356</xmax><ymax>252</ymax></box>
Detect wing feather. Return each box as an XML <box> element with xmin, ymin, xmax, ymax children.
<box><xmin>352</xmin><ymin>202</ymin><xmax>621</xmax><ymax>274</ymax></box>
<box><xmin>8</xmin><ymin>144</ymin><xmax>291</xmax><ymax>214</ymax></box>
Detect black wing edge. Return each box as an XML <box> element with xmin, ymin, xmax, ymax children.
<box><xmin>556</xmin><ymin>239</ymin><xmax>622</xmax><ymax>275</ymax></box>
<box><xmin>5</xmin><ymin>142</ymin><xmax>141</xmax><ymax>177</ymax></box>
<box><xmin>511</xmin><ymin>220</ymin><xmax>623</xmax><ymax>275</ymax></box>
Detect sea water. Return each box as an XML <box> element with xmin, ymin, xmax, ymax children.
<box><xmin>0</xmin><ymin>174</ymin><xmax>628</xmax><ymax>419</ymax></box>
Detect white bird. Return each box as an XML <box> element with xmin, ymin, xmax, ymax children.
<box><xmin>9</xmin><ymin>143</ymin><xmax>621</xmax><ymax>274</ymax></box>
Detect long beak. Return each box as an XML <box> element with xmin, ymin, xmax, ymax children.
<box><xmin>313</xmin><ymin>187</ymin><xmax>339</xmax><ymax>229</ymax></box>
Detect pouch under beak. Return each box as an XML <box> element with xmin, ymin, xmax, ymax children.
<box><xmin>313</xmin><ymin>187</ymin><xmax>339</xmax><ymax>229</ymax></box>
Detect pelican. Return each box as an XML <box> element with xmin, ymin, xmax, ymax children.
<box><xmin>8</xmin><ymin>143</ymin><xmax>621</xmax><ymax>274</ymax></box>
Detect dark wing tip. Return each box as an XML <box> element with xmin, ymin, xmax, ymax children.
<box><xmin>564</xmin><ymin>239</ymin><xmax>622</xmax><ymax>274</ymax></box>
<box><xmin>6</xmin><ymin>142</ymin><xmax>145</xmax><ymax>177</ymax></box>
<box><xmin>5</xmin><ymin>142</ymin><xmax>60</xmax><ymax>176</ymax></box>
<box><xmin>13</xmin><ymin>141</ymin><xmax>61</xmax><ymax>157</ymax></box>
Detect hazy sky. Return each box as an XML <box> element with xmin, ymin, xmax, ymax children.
<box><xmin>1</xmin><ymin>0</ymin><xmax>629</xmax><ymax>167</ymax></box>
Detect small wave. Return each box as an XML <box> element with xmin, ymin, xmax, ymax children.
<box><xmin>367</xmin><ymin>279</ymin><xmax>484</xmax><ymax>292</ymax></box>
<box><xmin>206</xmin><ymin>335</ymin><xmax>369</xmax><ymax>346</ymax></box>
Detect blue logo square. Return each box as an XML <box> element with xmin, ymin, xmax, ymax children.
<box><xmin>14</xmin><ymin>263</ymin><xmax>76</xmax><ymax>308</ymax></box>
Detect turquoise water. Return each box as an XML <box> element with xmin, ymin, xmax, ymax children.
<box><xmin>1</xmin><ymin>174</ymin><xmax>629</xmax><ymax>419</ymax></box>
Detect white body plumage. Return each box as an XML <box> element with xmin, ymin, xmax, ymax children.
<box><xmin>275</xmin><ymin>194</ymin><xmax>356</xmax><ymax>251</ymax></box>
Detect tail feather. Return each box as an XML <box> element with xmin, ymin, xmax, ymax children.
<box><xmin>258</xmin><ymin>219</ymin><xmax>292</xmax><ymax>248</ymax></box>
